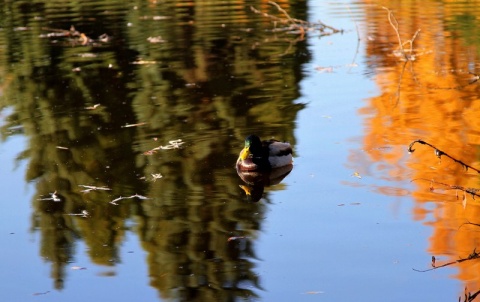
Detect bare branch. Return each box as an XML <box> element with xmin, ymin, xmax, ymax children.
<box><xmin>408</xmin><ymin>139</ymin><xmax>480</xmax><ymax>173</ymax></box>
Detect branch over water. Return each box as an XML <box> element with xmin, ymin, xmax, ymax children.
<box><xmin>408</xmin><ymin>139</ymin><xmax>480</xmax><ymax>173</ymax></box>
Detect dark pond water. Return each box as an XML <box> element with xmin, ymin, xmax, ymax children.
<box><xmin>2</xmin><ymin>0</ymin><xmax>480</xmax><ymax>301</ymax></box>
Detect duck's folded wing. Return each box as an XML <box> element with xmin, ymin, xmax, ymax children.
<box><xmin>268</xmin><ymin>142</ymin><xmax>293</xmax><ymax>168</ymax></box>
<box><xmin>268</xmin><ymin>141</ymin><xmax>292</xmax><ymax>157</ymax></box>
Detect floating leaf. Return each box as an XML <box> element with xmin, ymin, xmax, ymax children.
<box><xmin>71</xmin><ymin>266</ymin><xmax>86</xmax><ymax>270</ymax></box>
<box><xmin>352</xmin><ymin>171</ymin><xmax>362</xmax><ymax>179</ymax></box>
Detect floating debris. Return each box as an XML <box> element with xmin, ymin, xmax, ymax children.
<box><xmin>143</xmin><ymin>139</ymin><xmax>185</xmax><ymax>155</ymax></box>
<box><xmin>85</xmin><ymin>104</ymin><xmax>101</xmax><ymax>110</ymax></box>
<box><xmin>139</xmin><ymin>15</ymin><xmax>172</xmax><ymax>20</ymax></box>
<box><xmin>315</xmin><ymin>66</ymin><xmax>334</xmax><ymax>73</ymax></box>
<box><xmin>38</xmin><ymin>191</ymin><xmax>61</xmax><ymax>202</ymax></box>
<box><xmin>131</xmin><ymin>60</ymin><xmax>158</xmax><ymax>65</ymax></box>
<box><xmin>79</xmin><ymin>185</ymin><xmax>111</xmax><ymax>193</ymax></box>
<box><xmin>303</xmin><ymin>291</ymin><xmax>324</xmax><ymax>295</ymax></box>
<box><xmin>121</xmin><ymin>122</ymin><xmax>147</xmax><ymax>128</ymax></box>
<box><xmin>110</xmin><ymin>194</ymin><xmax>149</xmax><ymax>205</ymax></box>
<box><xmin>227</xmin><ymin>236</ymin><xmax>251</xmax><ymax>242</ymax></box>
<box><xmin>65</xmin><ymin>210</ymin><xmax>89</xmax><ymax>218</ymax></box>
<box><xmin>98</xmin><ymin>33</ymin><xmax>110</xmax><ymax>43</ymax></box>
<box><xmin>77</xmin><ymin>52</ymin><xmax>97</xmax><ymax>58</ymax></box>
<box><xmin>71</xmin><ymin>266</ymin><xmax>87</xmax><ymax>270</ymax></box>
<box><xmin>151</xmin><ymin>173</ymin><xmax>163</xmax><ymax>182</ymax></box>
<box><xmin>250</xmin><ymin>1</ymin><xmax>341</xmax><ymax>38</ymax></box>
<box><xmin>38</xmin><ymin>25</ymin><xmax>111</xmax><ymax>47</ymax></box>
<box><xmin>147</xmin><ymin>36</ymin><xmax>166</xmax><ymax>43</ymax></box>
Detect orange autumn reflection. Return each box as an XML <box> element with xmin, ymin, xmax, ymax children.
<box><xmin>360</xmin><ymin>0</ymin><xmax>480</xmax><ymax>290</ymax></box>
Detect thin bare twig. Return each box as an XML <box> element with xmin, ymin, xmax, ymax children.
<box><xmin>110</xmin><ymin>194</ymin><xmax>149</xmax><ymax>205</ymax></box>
<box><xmin>250</xmin><ymin>1</ymin><xmax>341</xmax><ymax>36</ymax></box>
<box><xmin>79</xmin><ymin>185</ymin><xmax>111</xmax><ymax>193</ymax></box>
<box><xmin>38</xmin><ymin>191</ymin><xmax>61</xmax><ymax>202</ymax></box>
<box><xmin>65</xmin><ymin>210</ymin><xmax>89</xmax><ymax>218</ymax></box>
<box><xmin>427</xmin><ymin>71</ymin><xmax>480</xmax><ymax>90</ymax></box>
<box><xmin>461</xmin><ymin>287</ymin><xmax>480</xmax><ymax>302</ymax></box>
<box><xmin>268</xmin><ymin>1</ymin><xmax>294</xmax><ymax>23</ymax></box>
<box><xmin>413</xmin><ymin>248</ymin><xmax>480</xmax><ymax>272</ymax></box>
<box><xmin>411</xmin><ymin>178</ymin><xmax>480</xmax><ymax>200</ymax></box>
<box><xmin>382</xmin><ymin>7</ymin><xmax>405</xmax><ymax>59</ymax></box>
<box><xmin>143</xmin><ymin>139</ymin><xmax>185</xmax><ymax>155</ymax></box>
<box><xmin>346</xmin><ymin>4</ymin><xmax>361</xmax><ymax>73</ymax></box>
<box><xmin>408</xmin><ymin>139</ymin><xmax>480</xmax><ymax>173</ymax></box>
<box><xmin>382</xmin><ymin>7</ymin><xmax>420</xmax><ymax>62</ymax></box>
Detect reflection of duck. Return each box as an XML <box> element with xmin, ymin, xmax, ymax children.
<box><xmin>236</xmin><ymin>135</ymin><xmax>293</xmax><ymax>172</ymax></box>
<box><xmin>236</xmin><ymin>135</ymin><xmax>294</xmax><ymax>202</ymax></box>
<box><xmin>237</xmin><ymin>164</ymin><xmax>293</xmax><ymax>202</ymax></box>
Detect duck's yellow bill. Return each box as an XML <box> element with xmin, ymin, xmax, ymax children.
<box><xmin>239</xmin><ymin>147</ymin><xmax>250</xmax><ymax>160</ymax></box>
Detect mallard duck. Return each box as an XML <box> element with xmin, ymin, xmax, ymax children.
<box><xmin>236</xmin><ymin>135</ymin><xmax>293</xmax><ymax>172</ymax></box>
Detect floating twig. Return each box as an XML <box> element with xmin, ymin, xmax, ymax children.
<box><xmin>140</xmin><ymin>173</ymin><xmax>163</xmax><ymax>182</ymax></box>
<box><xmin>380</xmin><ymin>7</ymin><xmax>422</xmax><ymax>105</ymax></box>
<box><xmin>110</xmin><ymin>194</ymin><xmax>149</xmax><ymax>205</ymax></box>
<box><xmin>38</xmin><ymin>191</ymin><xmax>61</xmax><ymax>202</ymax></box>
<box><xmin>150</xmin><ymin>173</ymin><xmax>163</xmax><ymax>182</ymax></box>
<box><xmin>408</xmin><ymin>139</ymin><xmax>480</xmax><ymax>173</ymax></box>
<box><xmin>249</xmin><ymin>2</ymin><xmax>341</xmax><ymax>57</ymax></box>
<box><xmin>382</xmin><ymin>7</ymin><xmax>420</xmax><ymax>62</ymax></box>
<box><xmin>131</xmin><ymin>60</ymin><xmax>159</xmax><ymax>65</ymax></box>
<box><xmin>346</xmin><ymin>4</ymin><xmax>361</xmax><ymax>73</ymax></box>
<box><xmin>38</xmin><ymin>26</ymin><xmax>110</xmax><ymax>47</ymax></box>
<box><xmin>85</xmin><ymin>104</ymin><xmax>101</xmax><ymax>110</ymax></box>
<box><xmin>250</xmin><ymin>1</ymin><xmax>340</xmax><ymax>37</ymax></box>
<box><xmin>143</xmin><ymin>139</ymin><xmax>185</xmax><ymax>155</ymax></box>
<box><xmin>227</xmin><ymin>236</ymin><xmax>251</xmax><ymax>242</ymax></box>
<box><xmin>122</xmin><ymin>122</ymin><xmax>147</xmax><ymax>128</ymax></box>
<box><xmin>79</xmin><ymin>185</ymin><xmax>111</xmax><ymax>193</ymax></box>
<box><xmin>65</xmin><ymin>210</ymin><xmax>89</xmax><ymax>218</ymax></box>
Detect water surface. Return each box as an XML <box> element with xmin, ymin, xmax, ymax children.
<box><xmin>1</xmin><ymin>0</ymin><xmax>480</xmax><ymax>301</ymax></box>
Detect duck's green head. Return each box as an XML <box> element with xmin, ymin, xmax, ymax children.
<box><xmin>239</xmin><ymin>135</ymin><xmax>262</xmax><ymax>160</ymax></box>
